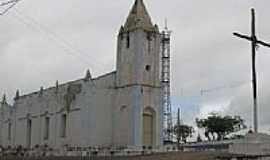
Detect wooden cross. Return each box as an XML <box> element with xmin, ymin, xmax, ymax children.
<box><xmin>233</xmin><ymin>8</ymin><xmax>270</xmax><ymax>133</ymax></box>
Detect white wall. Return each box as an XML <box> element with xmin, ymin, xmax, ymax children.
<box><xmin>0</xmin><ymin>71</ymin><xmax>117</xmax><ymax>149</ymax></box>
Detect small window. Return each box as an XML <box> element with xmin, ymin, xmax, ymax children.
<box><xmin>8</xmin><ymin>123</ymin><xmax>11</xmax><ymax>140</ymax></box>
<box><xmin>120</xmin><ymin>105</ymin><xmax>127</xmax><ymax>112</ymax></box>
<box><xmin>44</xmin><ymin>117</ymin><xmax>50</xmax><ymax>140</ymax></box>
<box><xmin>147</xmin><ymin>32</ymin><xmax>152</xmax><ymax>41</ymax></box>
<box><xmin>148</xmin><ymin>39</ymin><xmax>151</xmax><ymax>53</ymax></box>
<box><xmin>120</xmin><ymin>33</ymin><xmax>124</xmax><ymax>40</ymax></box>
<box><xmin>60</xmin><ymin>114</ymin><xmax>67</xmax><ymax>138</ymax></box>
<box><xmin>145</xmin><ymin>65</ymin><xmax>151</xmax><ymax>71</ymax></box>
<box><xmin>126</xmin><ymin>33</ymin><xmax>130</xmax><ymax>48</ymax></box>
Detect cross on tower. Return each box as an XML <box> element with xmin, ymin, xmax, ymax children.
<box><xmin>233</xmin><ymin>8</ymin><xmax>270</xmax><ymax>133</ymax></box>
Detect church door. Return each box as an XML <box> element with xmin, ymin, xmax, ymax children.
<box><xmin>143</xmin><ymin>107</ymin><xmax>155</xmax><ymax>147</ymax></box>
<box><xmin>26</xmin><ymin>119</ymin><xmax>32</xmax><ymax>148</ymax></box>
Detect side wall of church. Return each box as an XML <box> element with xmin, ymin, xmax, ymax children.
<box><xmin>0</xmin><ymin>72</ymin><xmax>117</xmax><ymax>149</ymax></box>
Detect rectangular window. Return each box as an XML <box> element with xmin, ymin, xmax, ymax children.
<box><xmin>44</xmin><ymin>117</ymin><xmax>50</xmax><ymax>140</ymax></box>
<box><xmin>8</xmin><ymin>123</ymin><xmax>11</xmax><ymax>140</ymax></box>
<box><xmin>148</xmin><ymin>40</ymin><xmax>151</xmax><ymax>54</ymax></box>
<box><xmin>60</xmin><ymin>114</ymin><xmax>67</xmax><ymax>138</ymax></box>
<box><xmin>26</xmin><ymin>119</ymin><xmax>32</xmax><ymax>148</ymax></box>
<box><xmin>126</xmin><ymin>33</ymin><xmax>130</xmax><ymax>48</ymax></box>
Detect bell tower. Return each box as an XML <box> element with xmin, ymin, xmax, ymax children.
<box><xmin>116</xmin><ymin>0</ymin><xmax>161</xmax><ymax>87</ymax></box>
<box><xmin>114</xmin><ymin>0</ymin><xmax>163</xmax><ymax>147</ymax></box>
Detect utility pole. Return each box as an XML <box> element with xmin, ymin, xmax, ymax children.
<box><xmin>233</xmin><ymin>8</ymin><xmax>270</xmax><ymax>133</ymax></box>
<box><xmin>177</xmin><ymin>107</ymin><xmax>181</xmax><ymax>149</ymax></box>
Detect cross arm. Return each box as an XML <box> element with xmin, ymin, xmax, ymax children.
<box><xmin>233</xmin><ymin>32</ymin><xmax>252</xmax><ymax>41</ymax></box>
<box><xmin>234</xmin><ymin>32</ymin><xmax>270</xmax><ymax>48</ymax></box>
<box><xmin>257</xmin><ymin>40</ymin><xmax>270</xmax><ymax>48</ymax></box>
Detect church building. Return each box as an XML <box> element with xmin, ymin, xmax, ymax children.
<box><xmin>0</xmin><ymin>0</ymin><xmax>163</xmax><ymax>149</ymax></box>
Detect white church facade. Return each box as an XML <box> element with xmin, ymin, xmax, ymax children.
<box><xmin>0</xmin><ymin>0</ymin><xmax>163</xmax><ymax>150</ymax></box>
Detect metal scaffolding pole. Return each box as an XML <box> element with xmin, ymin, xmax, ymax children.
<box><xmin>161</xmin><ymin>23</ymin><xmax>173</xmax><ymax>142</ymax></box>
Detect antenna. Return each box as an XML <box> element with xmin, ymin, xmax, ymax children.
<box><xmin>161</xmin><ymin>19</ymin><xmax>173</xmax><ymax>143</ymax></box>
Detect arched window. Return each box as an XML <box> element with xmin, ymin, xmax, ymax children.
<box><xmin>119</xmin><ymin>105</ymin><xmax>128</xmax><ymax>144</ymax></box>
<box><xmin>60</xmin><ymin>114</ymin><xmax>67</xmax><ymax>138</ymax></box>
<box><xmin>147</xmin><ymin>32</ymin><xmax>152</xmax><ymax>41</ymax></box>
<box><xmin>8</xmin><ymin>122</ymin><xmax>11</xmax><ymax>140</ymax></box>
<box><xmin>147</xmin><ymin>32</ymin><xmax>152</xmax><ymax>54</ymax></box>
<box><xmin>44</xmin><ymin>117</ymin><xmax>50</xmax><ymax>140</ymax></box>
<box><xmin>26</xmin><ymin>119</ymin><xmax>32</xmax><ymax>148</ymax></box>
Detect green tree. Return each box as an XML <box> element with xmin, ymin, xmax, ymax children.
<box><xmin>174</xmin><ymin>108</ymin><xmax>194</xmax><ymax>148</ymax></box>
<box><xmin>196</xmin><ymin>113</ymin><xmax>247</xmax><ymax>141</ymax></box>
<box><xmin>174</xmin><ymin>124</ymin><xmax>194</xmax><ymax>144</ymax></box>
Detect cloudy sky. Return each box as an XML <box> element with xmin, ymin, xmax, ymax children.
<box><xmin>1</xmin><ymin>0</ymin><xmax>270</xmax><ymax>134</ymax></box>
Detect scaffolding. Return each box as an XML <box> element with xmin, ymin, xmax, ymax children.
<box><xmin>161</xmin><ymin>24</ymin><xmax>173</xmax><ymax>143</ymax></box>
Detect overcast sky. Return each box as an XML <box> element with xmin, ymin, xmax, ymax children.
<box><xmin>1</xmin><ymin>0</ymin><xmax>270</xmax><ymax>134</ymax></box>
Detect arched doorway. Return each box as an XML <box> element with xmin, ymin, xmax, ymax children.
<box><xmin>142</xmin><ymin>107</ymin><xmax>155</xmax><ymax>147</ymax></box>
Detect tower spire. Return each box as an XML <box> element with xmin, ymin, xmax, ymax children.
<box><xmin>14</xmin><ymin>89</ymin><xmax>20</xmax><ymax>100</ymax></box>
<box><xmin>124</xmin><ymin>0</ymin><xmax>155</xmax><ymax>32</ymax></box>
<box><xmin>84</xmin><ymin>69</ymin><xmax>92</xmax><ymax>81</ymax></box>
